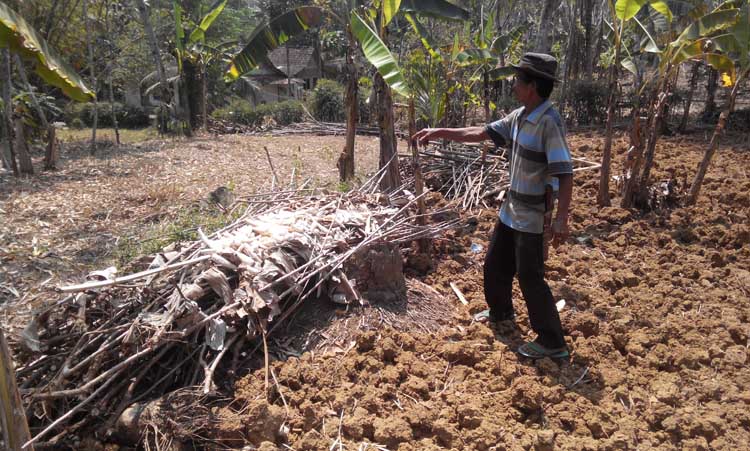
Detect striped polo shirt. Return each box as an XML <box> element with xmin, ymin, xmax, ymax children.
<box><xmin>485</xmin><ymin>100</ymin><xmax>573</xmax><ymax>234</ymax></box>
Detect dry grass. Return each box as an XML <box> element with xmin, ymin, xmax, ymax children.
<box><xmin>57</xmin><ymin>127</ymin><xmax>159</xmax><ymax>144</ymax></box>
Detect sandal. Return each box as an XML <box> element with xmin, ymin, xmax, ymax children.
<box><xmin>518</xmin><ymin>341</ymin><xmax>569</xmax><ymax>360</ymax></box>
<box><xmin>473</xmin><ymin>309</ymin><xmax>515</xmax><ymax>323</ymax></box>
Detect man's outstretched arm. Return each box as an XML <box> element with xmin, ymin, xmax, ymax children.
<box><xmin>412</xmin><ymin>126</ymin><xmax>489</xmax><ymax>146</ymax></box>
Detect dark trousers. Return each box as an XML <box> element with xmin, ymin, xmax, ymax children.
<box><xmin>483</xmin><ymin>219</ymin><xmax>566</xmax><ymax>349</ymax></box>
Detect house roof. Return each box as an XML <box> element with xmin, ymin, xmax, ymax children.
<box><xmin>267</xmin><ymin>46</ymin><xmax>317</xmax><ymax>78</ymax></box>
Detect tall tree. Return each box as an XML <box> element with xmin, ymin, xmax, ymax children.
<box><xmin>136</xmin><ymin>0</ymin><xmax>170</xmax><ymax>133</ymax></box>
<box><xmin>536</xmin><ymin>0</ymin><xmax>557</xmax><ymax>52</ymax></box>
<box><xmin>83</xmin><ymin>0</ymin><xmax>98</xmax><ymax>153</ymax></box>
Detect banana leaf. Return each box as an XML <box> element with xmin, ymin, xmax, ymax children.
<box><xmin>350</xmin><ymin>11</ymin><xmax>409</xmax><ymax>97</ymax></box>
<box><xmin>382</xmin><ymin>0</ymin><xmax>401</xmax><ymax>28</ymax></box>
<box><xmin>675</xmin><ymin>8</ymin><xmax>739</xmax><ymax>43</ymax></box>
<box><xmin>673</xmin><ymin>45</ymin><xmax>736</xmax><ymax>86</ymax></box>
<box><xmin>189</xmin><ymin>0</ymin><xmax>228</xmax><ymax>43</ymax></box>
<box><xmin>487</xmin><ymin>66</ymin><xmax>515</xmax><ymax>81</ymax></box>
<box><xmin>0</xmin><ymin>2</ymin><xmax>93</xmax><ymax>101</ymax></box>
<box><xmin>226</xmin><ymin>6</ymin><xmax>323</xmax><ymax>81</ymax></box>
<box><xmin>400</xmin><ymin>0</ymin><xmax>470</xmax><ymax>21</ymax></box>
<box><xmin>649</xmin><ymin>0</ymin><xmax>672</xmax><ymax>22</ymax></box>
<box><xmin>404</xmin><ymin>12</ymin><xmax>442</xmax><ymax>60</ymax></box>
<box><xmin>491</xmin><ymin>24</ymin><xmax>527</xmax><ymax>55</ymax></box>
<box><xmin>615</xmin><ymin>0</ymin><xmax>649</xmax><ymax>21</ymax></box>
<box><xmin>621</xmin><ymin>57</ymin><xmax>638</xmax><ymax>75</ymax></box>
<box><xmin>455</xmin><ymin>48</ymin><xmax>496</xmax><ymax>66</ymax></box>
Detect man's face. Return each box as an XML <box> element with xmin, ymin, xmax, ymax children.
<box><xmin>512</xmin><ymin>72</ymin><xmax>535</xmax><ymax>103</ymax></box>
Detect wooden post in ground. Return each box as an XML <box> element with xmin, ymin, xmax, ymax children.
<box><xmin>409</xmin><ymin>99</ymin><xmax>430</xmax><ymax>254</ymax></box>
<box><xmin>0</xmin><ymin>328</ymin><xmax>33</xmax><ymax>450</ymax></box>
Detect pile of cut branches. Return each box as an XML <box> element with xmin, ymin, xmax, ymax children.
<box><xmin>14</xmin><ymin>174</ymin><xmax>458</xmax><ymax>448</ymax></box>
<box><xmin>404</xmin><ymin>142</ymin><xmax>601</xmax><ymax>211</ymax></box>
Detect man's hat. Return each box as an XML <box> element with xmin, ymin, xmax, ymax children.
<box><xmin>511</xmin><ymin>53</ymin><xmax>559</xmax><ymax>82</ymax></box>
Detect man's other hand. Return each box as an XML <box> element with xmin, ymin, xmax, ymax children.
<box><xmin>551</xmin><ymin>218</ymin><xmax>569</xmax><ymax>247</ymax></box>
<box><xmin>412</xmin><ymin>128</ymin><xmax>438</xmax><ymax>146</ymax></box>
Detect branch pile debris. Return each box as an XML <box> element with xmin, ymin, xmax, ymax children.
<box><xmin>403</xmin><ymin>142</ymin><xmax>601</xmax><ymax>211</ymax></box>
<box><xmin>14</xmin><ymin>175</ymin><xmax>459</xmax><ymax>448</ymax></box>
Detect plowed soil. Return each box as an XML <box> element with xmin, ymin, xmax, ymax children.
<box><xmin>2</xmin><ymin>129</ymin><xmax>749</xmax><ymax>450</ymax></box>
<box><xmin>209</xmin><ymin>131</ymin><xmax>750</xmax><ymax>451</ymax></box>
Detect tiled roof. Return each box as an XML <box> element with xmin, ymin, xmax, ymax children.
<box><xmin>267</xmin><ymin>46</ymin><xmax>317</xmax><ymax>77</ymax></box>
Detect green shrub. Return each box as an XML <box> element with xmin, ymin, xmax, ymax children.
<box><xmin>567</xmin><ymin>80</ymin><xmax>608</xmax><ymax>125</ymax></box>
<box><xmin>271</xmin><ymin>100</ymin><xmax>304</xmax><ymax>125</ymax></box>
<box><xmin>212</xmin><ymin>98</ymin><xmax>304</xmax><ymax>127</ymax></box>
<box><xmin>212</xmin><ymin>98</ymin><xmax>263</xmax><ymax>126</ymax></box>
<box><xmin>64</xmin><ymin>102</ymin><xmax>149</xmax><ymax>128</ymax></box>
<box><xmin>311</xmin><ymin>79</ymin><xmax>345</xmax><ymax>122</ymax></box>
<box><xmin>69</xmin><ymin>117</ymin><xmax>85</xmax><ymax>129</ymax></box>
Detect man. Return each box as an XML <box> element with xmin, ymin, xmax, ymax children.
<box><xmin>412</xmin><ymin>53</ymin><xmax>573</xmax><ymax>360</ymax></box>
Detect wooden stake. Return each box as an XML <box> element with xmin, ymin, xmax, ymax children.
<box><xmin>0</xmin><ymin>328</ymin><xmax>34</xmax><ymax>451</ymax></box>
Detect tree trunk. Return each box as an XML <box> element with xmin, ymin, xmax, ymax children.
<box><xmin>704</xmin><ymin>67</ymin><xmax>718</xmax><ymax>117</ymax></box>
<box><xmin>136</xmin><ymin>0</ymin><xmax>170</xmax><ymax>134</ymax></box>
<box><xmin>597</xmin><ymin>20</ymin><xmax>622</xmax><ymax>207</ymax></box>
<box><xmin>536</xmin><ymin>0</ymin><xmax>556</xmax><ymax>52</ymax></box>
<box><xmin>559</xmin><ymin>0</ymin><xmax>576</xmax><ymax>118</ymax></box>
<box><xmin>1</xmin><ymin>49</ymin><xmax>16</xmax><ymax>175</ymax></box>
<box><xmin>622</xmin><ymin>86</ymin><xmax>669</xmax><ymax>208</ymax></box>
<box><xmin>83</xmin><ymin>0</ymin><xmax>98</xmax><ymax>154</ymax></box>
<box><xmin>183</xmin><ymin>59</ymin><xmax>200</xmax><ymax>131</ymax></box>
<box><xmin>14</xmin><ymin>118</ymin><xmax>33</xmax><ymax>175</ymax></box>
<box><xmin>687</xmin><ymin>69</ymin><xmax>748</xmax><ymax>205</ymax></box>
<box><xmin>410</xmin><ymin>98</ymin><xmax>429</xmax><ymax>253</ymax></box>
<box><xmin>639</xmin><ymin>77</ymin><xmax>672</xmax><ymax>191</ymax></box>
<box><xmin>108</xmin><ymin>63</ymin><xmax>120</xmax><ymax>145</ymax></box>
<box><xmin>679</xmin><ymin>62</ymin><xmax>700</xmax><ymax>133</ymax></box>
<box><xmin>337</xmin><ymin>26</ymin><xmax>357</xmax><ymax>182</ymax></box>
<box><xmin>375</xmin><ymin>72</ymin><xmax>400</xmax><ymax>192</ymax></box>
<box><xmin>43</xmin><ymin>125</ymin><xmax>58</xmax><ymax>170</ymax></box>
<box><xmin>0</xmin><ymin>329</ymin><xmax>34</xmax><ymax>451</ymax></box>
<box><xmin>201</xmin><ymin>63</ymin><xmax>208</xmax><ymax>130</ymax></box>
<box><xmin>583</xmin><ymin>0</ymin><xmax>594</xmax><ymax>79</ymax></box>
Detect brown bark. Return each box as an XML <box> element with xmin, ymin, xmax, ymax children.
<box><xmin>410</xmin><ymin>98</ymin><xmax>429</xmax><ymax>253</ymax></box>
<box><xmin>536</xmin><ymin>0</ymin><xmax>556</xmax><ymax>52</ymax></box>
<box><xmin>337</xmin><ymin>26</ymin><xmax>357</xmax><ymax>182</ymax></box>
<box><xmin>704</xmin><ymin>67</ymin><xmax>718</xmax><ymax>116</ymax></box>
<box><xmin>687</xmin><ymin>69</ymin><xmax>748</xmax><ymax>205</ymax></box>
<box><xmin>375</xmin><ymin>73</ymin><xmax>400</xmax><ymax>192</ymax></box>
<box><xmin>136</xmin><ymin>0</ymin><xmax>170</xmax><ymax>134</ymax></box>
<box><xmin>1</xmin><ymin>49</ymin><xmax>16</xmax><ymax>175</ymax></box>
<box><xmin>0</xmin><ymin>329</ymin><xmax>33</xmax><ymax>451</ymax></box>
<box><xmin>14</xmin><ymin>117</ymin><xmax>33</xmax><ymax>175</ymax></box>
<box><xmin>597</xmin><ymin>21</ymin><xmax>622</xmax><ymax>207</ymax></box>
<box><xmin>679</xmin><ymin>62</ymin><xmax>700</xmax><ymax>133</ymax></box>
<box><xmin>83</xmin><ymin>0</ymin><xmax>98</xmax><ymax>154</ymax></box>
<box><xmin>108</xmin><ymin>65</ymin><xmax>120</xmax><ymax>145</ymax></box>
<box><xmin>621</xmin><ymin>83</ymin><xmax>669</xmax><ymax>208</ymax></box>
<box><xmin>44</xmin><ymin>125</ymin><xmax>58</xmax><ymax>170</ymax></box>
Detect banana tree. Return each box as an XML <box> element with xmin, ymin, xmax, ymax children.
<box><xmin>619</xmin><ymin>2</ymin><xmax>741</xmax><ymax>208</ymax></box>
<box><xmin>0</xmin><ymin>2</ymin><xmax>94</xmax><ymax>175</ymax></box>
<box><xmin>597</xmin><ymin>0</ymin><xmax>673</xmax><ymax>206</ymax></box>
<box><xmin>174</xmin><ymin>0</ymin><xmax>229</xmax><ymax>132</ymax></box>
<box><xmin>225</xmin><ymin>1</ymin><xmax>468</xmax><ymax>187</ymax></box>
<box><xmin>687</xmin><ymin>2</ymin><xmax>749</xmax><ymax>205</ymax></box>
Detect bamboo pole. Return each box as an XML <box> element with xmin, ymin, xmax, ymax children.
<box><xmin>0</xmin><ymin>328</ymin><xmax>33</xmax><ymax>450</ymax></box>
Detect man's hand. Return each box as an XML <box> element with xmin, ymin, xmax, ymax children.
<box><xmin>551</xmin><ymin>217</ymin><xmax>569</xmax><ymax>247</ymax></box>
<box><xmin>412</xmin><ymin>128</ymin><xmax>439</xmax><ymax>146</ymax></box>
